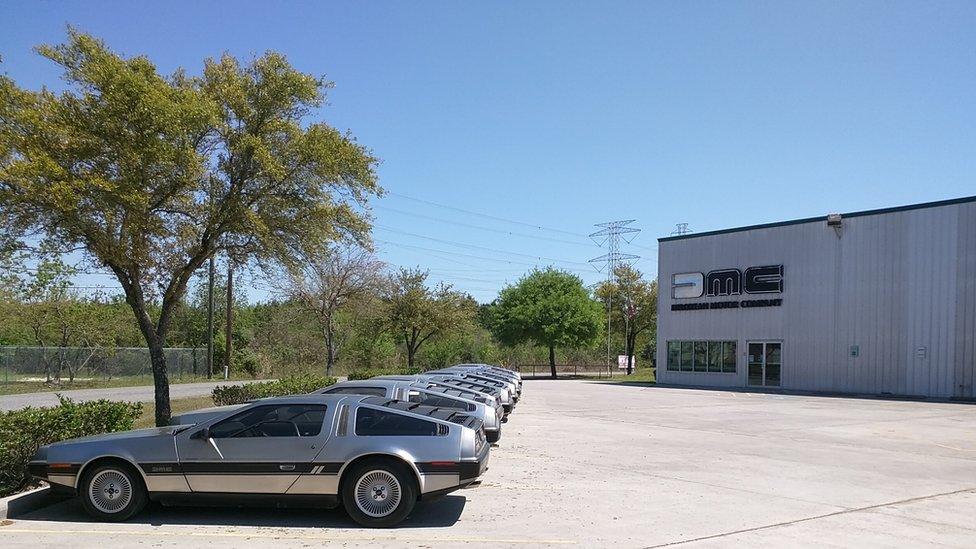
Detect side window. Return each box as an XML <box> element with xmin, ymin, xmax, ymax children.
<box><xmin>210</xmin><ymin>404</ymin><xmax>328</xmax><ymax>438</ymax></box>
<box><xmin>324</xmin><ymin>387</ymin><xmax>388</xmax><ymax>397</ymax></box>
<box><xmin>355</xmin><ymin>407</ymin><xmax>437</xmax><ymax>436</ymax></box>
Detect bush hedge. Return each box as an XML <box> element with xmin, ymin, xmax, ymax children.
<box><xmin>0</xmin><ymin>396</ymin><xmax>143</xmax><ymax>498</ymax></box>
<box><xmin>211</xmin><ymin>374</ymin><xmax>337</xmax><ymax>406</ymax></box>
<box><xmin>346</xmin><ymin>367</ymin><xmax>422</xmax><ymax>381</ymax></box>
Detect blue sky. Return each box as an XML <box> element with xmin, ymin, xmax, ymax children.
<box><xmin>2</xmin><ymin>1</ymin><xmax>974</xmax><ymax>302</ymax></box>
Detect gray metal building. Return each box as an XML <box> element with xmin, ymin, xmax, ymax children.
<box><xmin>656</xmin><ymin>196</ymin><xmax>976</xmax><ymax>399</ymax></box>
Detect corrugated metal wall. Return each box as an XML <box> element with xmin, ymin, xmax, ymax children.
<box><xmin>656</xmin><ymin>200</ymin><xmax>976</xmax><ymax>398</ymax></box>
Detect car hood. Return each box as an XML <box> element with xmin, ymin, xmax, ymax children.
<box><xmin>50</xmin><ymin>425</ymin><xmax>185</xmax><ymax>446</ymax></box>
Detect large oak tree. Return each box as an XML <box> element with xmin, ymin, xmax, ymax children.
<box><xmin>0</xmin><ymin>31</ymin><xmax>380</xmax><ymax>425</ymax></box>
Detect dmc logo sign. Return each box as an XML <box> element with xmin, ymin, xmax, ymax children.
<box><xmin>672</xmin><ymin>265</ymin><xmax>784</xmax><ymax>299</ymax></box>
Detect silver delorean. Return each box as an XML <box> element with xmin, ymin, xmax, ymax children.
<box><xmin>452</xmin><ymin>363</ymin><xmax>523</xmax><ymax>393</ymax></box>
<box><xmin>423</xmin><ymin>371</ymin><xmax>518</xmax><ymax>409</ymax></box>
<box><xmin>315</xmin><ymin>379</ymin><xmax>504</xmax><ymax>443</ymax></box>
<box><xmin>27</xmin><ymin>394</ymin><xmax>489</xmax><ymax>527</ymax></box>
<box><xmin>409</xmin><ymin>381</ymin><xmax>508</xmax><ymax>427</ymax></box>
<box><xmin>376</xmin><ymin>374</ymin><xmax>514</xmax><ymax>414</ymax></box>
<box><xmin>429</xmin><ymin>367</ymin><xmax>521</xmax><ymax>402</ymax></box>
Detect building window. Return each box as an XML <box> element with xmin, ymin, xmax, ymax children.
<box><xmin>680</xmin><ymin>341</ymin><xmax>693</xmax><ymax>371</ymax></box>
<box><xmin>667</xmin><ymin>340</ymin><xmax>737</xmax><ymax>373</ymax></box>
<box><xmin>693</xmin><ymin>342</ymin><xmax>707</xmax><ymax>372</ymax></box>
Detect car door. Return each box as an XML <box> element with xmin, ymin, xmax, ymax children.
<box><xmin>175</xmin><ymin>403</ymin><xmax>332</xmax><ymax>494</ymax></box>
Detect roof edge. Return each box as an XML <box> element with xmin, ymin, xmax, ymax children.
<box><xmin>658</xmin><ymin>194</ymin><xmax>976</xmax><ymax>242</ymax></box>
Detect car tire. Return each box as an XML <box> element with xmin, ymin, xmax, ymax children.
<box><xmin>79</xmin><ymin>462</ymin><xmax>148</xmax><ymax>522</ymax></box>
<box><xmin>341</xmin><ymin>458</ymin><xmax>417</xmax><ymax>527</ymax></box>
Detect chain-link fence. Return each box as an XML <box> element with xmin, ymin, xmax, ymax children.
<box><xmin>0</xmin><ymin>346</ymin><xmax>208</xmax><ymax>390</ymax></box>
<box><xmin>514</xmin><ymin>363</ymin><xmax>616</xmax><ymax>378</ymax></box>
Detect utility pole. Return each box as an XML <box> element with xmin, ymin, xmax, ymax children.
<box><xmin>206</xmin><ymin>256</ymin><xmax>215</xmax><ymax>379</ymax></box>
<box><xmin>589</xmin><ymin>220</ymin><xmax>640</xmax><ymax>376</ymax></box>
<box><xmin>224</xmin><ymin>262</ymin><xmax>233</xmax><ymax>380</ymax></box>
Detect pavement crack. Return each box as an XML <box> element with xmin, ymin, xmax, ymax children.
<box><xmin>641</xmin><ymin>487</ymin><xmax>976</xmax><ymax>548</ymax></box>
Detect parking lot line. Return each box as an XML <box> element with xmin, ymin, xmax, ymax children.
<box><xmin>0</xmin><ymin>525</ymin><xmax>577</xmax><ymax>545</ymax></box>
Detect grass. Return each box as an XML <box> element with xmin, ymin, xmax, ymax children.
<box><xmin>607</xmin><ymin>368</ymin><xmax>657</xmax><ymax>384</ymax></box>
<box><xmin>133</xmin><ymin>395</ymin><xmax>217</xmax><ymax>429</ymax></box>
<box><xmin>0</xmin><ymin>373</ymin><xmax>260</xmax><ymax>396</ymax></box>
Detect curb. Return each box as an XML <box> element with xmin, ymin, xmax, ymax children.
<box><xmin>0</xmin><ymin>485</ymin><xmax>55</xmax><ymax>519</ymax></box>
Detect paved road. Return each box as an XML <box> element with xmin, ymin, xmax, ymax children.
<box><xmin>0</xmin><ymin>380</ymin><xmax>265</xmax><ymax>411</ymax></box>
<box><xmin>4</xmin><ymin>380</ymin><xmax>976</xmax><ymax>547</ymax></box>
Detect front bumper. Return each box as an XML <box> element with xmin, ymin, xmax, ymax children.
<box><xmin>28</xmin><ymin>461</ymin><xmax>80</xmax><ymax>494</ymax></box>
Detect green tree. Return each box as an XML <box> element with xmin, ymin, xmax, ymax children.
<box><xmin>280</xmin><ymin>246</ymin><xmax>384</xmax><ymax>375</ymax></box>
<box><xmin>490</xmin><ymin>268</ymin><xmax>603</xmax><ymax>378</ymax></box>
<box><xmin>596</xmin><ymin>265</ymin><xmax>658</xmax><ymax>375</ymax></box>
<box><xmin>5</xmin><ymin>255</ymin><xmax>121</xmax><ymax>383</ymax></box>
<box><xmin>0</xmin><ymin>31</ymin><xmax>380</xmax><ymax>425</ymax></box>
<box><xmin>384</xmin><ymin>268</ymin><xmax>476</xmax><ymax>370</ymax></box>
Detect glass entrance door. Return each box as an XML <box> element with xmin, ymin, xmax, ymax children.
<box><xmin>747</xmin><ymin>342</ymin><xmax>781</xmax><ymax>387</ymax></box>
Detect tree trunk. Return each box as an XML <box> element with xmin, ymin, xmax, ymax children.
<box><xmin>548</xmin><ymin>345</ymin><xmax>557</xmax><ymax>379</ymax></box>
<box><xmin>224</xmin><ymin>264</ymin><xmax>234</xmax><ymax>379</ymax></box>
<box><xmin>626</xmin><ymin>332</ymin><xmax>635</xmax><ymax>375</ymax></box>
<box><xmin>147</xmin><ymin>340</ymin><xmax>172</xmax><ymax>427</ymax></box>
<box><xmin>324</xmin><ymin>325</ymin><xmax>335</xmax><ymax>376</ymax></box>
<box><xmin>206</xmin><ymin>256</ymin><xmax>215</xmax><ymax>379</ymax></box>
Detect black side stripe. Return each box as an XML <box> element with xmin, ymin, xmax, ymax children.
<box><xmin>139</xmin><ymin>462</ymin><xmax>344</xmax><ymax>475</ymax></box>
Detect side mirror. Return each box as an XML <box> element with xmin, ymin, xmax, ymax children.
<box><xmin>190</xmin><ymin>427</ymin><xmax>210</xmax><ymax>440</ymax></box>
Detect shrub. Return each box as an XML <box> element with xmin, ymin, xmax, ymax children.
<box><xmin>0</xmin><ymin>396</ymin><xmax>143</xmax><ymax>497</ymax></box>
<box><xmin>211</xmin><ymin>374</ymin><xmax>337</xmax><ymax>406</ymax></box>
<box><xmin>346</xmin><ymin>367</ymin><xmax>421</xmax><ymax>380</ymax></box>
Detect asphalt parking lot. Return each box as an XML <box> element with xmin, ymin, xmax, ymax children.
<box><xmin>4</xmin><ymin>380</ymin><xmax>976</xmax><ymax>547</ymax></box>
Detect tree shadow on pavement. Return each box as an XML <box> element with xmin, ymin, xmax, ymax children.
<box><xmin>17</xmin><ymin>494</ymin><xmax>467</xmax><ymax>528</ymax></box>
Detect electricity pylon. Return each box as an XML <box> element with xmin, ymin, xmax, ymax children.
<box><xmin>589</xmin><ymin>220</ymin><xmax>640</xmax><ymax>375</ymax></box>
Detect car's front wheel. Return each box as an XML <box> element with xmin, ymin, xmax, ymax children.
<box><xmin>342</xmin><ymin>458</ymin><xmax>417</xmax><ymax>527</ymax></box>
<box><xmin>79</xmin><ymin>462</ymin><xmax>148</xmax><ymax>521</ymax></box>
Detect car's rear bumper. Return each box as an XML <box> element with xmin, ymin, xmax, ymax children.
<box><xmin>418</xmin><ymin>445</ymin><xmax>489</xmax><ymax>501</ymax></box>
<box><xmin>485</xmin><ymin>427</ymin><xmax>501</xmax><ymax>443</ymax></box>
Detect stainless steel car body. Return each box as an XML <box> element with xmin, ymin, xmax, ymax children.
<box><xmin>375</xmin><ymin>374</ymin><xmax>513</xmax><ymax>413</ymax></box>
<box><xmin>453</xmin><ymin>363</ymin><xmax>522</xmax><ymax>382</ymax></box>
<box><xmin>450</xmin><ymin>364</ymin><xmax>523</xmax><ymax>392</ymax></box>
<box><xmin>424</xmin><ymin>371</ymin><xmax>517</xmax><ymax>407</ymax></box>
<box><xmin>403</xmin><ymin>380</ymin><xmax>508</xmax><ymax>427</ymax></box>
<box><xmin>313</xmin><ymin>380</ymin><xmax>501</xmax><ymax>441</ymax></box>
<box><xmin>429</xmin><ymin>368</ymin><xmax>520</xmax><ymax>400</ymax></box>
<box><xmin>28</xmin><ymin>394</ymin><xmax>489</xmax><ymax>507</ymax></box>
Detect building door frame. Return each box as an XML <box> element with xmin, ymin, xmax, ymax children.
<box><xmin>747</xmin><ymin>341</ymin><xmax>782</xmax><ymax>387</ymax></box>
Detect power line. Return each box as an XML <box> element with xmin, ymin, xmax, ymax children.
<box><xmin>376</xmin><ymin>204</ymin><xmax>601</xmax><ymax>248</ymax></box>
<box><xmin>374</xmin><ymin>225</ymin><xmax>593</xmax><ymax>267</ymax></box>
<box><xmin>375</xmin><ymin>239</ymin><xmax>597</xmax><ymax>275</ymax></box>
<box><xmin>386</xmin><ymin>192</ymin><xmax>590</xmax><ymax>238</ymax></box>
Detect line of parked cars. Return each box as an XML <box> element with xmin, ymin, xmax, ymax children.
<box><xmin>27</xmin><ymin>363</ymin><xmax>522</xmax><ymax>527</ymax></box>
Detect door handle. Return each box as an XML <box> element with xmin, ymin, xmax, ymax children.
<box><xmin>279</xmin><ymin>464</ymin><xmax>296</xmax><ymax>471</ymax></box>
